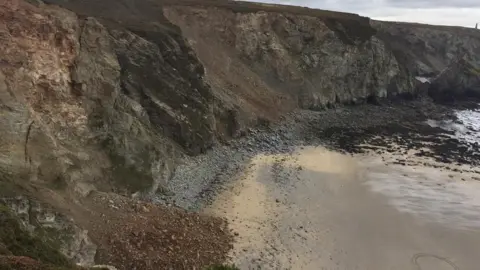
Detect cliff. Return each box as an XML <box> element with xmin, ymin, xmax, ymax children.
<box><xmin>0</xmin><ymin>0</ymin><xmax>480</xmax><ymax>268</ymax></box>
<box><xmin>164</xmin><ymin>5</ymin><xmax>410</xmax><ymax>109</ymax></box>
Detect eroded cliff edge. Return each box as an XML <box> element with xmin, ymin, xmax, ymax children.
<box><xmin>0</xmin><ymin>0</ymin><xmax>479</xmax><ymax>268</ymax></box>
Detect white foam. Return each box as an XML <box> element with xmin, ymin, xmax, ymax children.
<box><xmin>365</xmin><ymin>161</ymin><xmax>480</xmax><ymax>230</ymax></box>
<box><xmin>426</xmin><ymin>107</ymin><xmax>480</xmax><ymax>145</ymax></box>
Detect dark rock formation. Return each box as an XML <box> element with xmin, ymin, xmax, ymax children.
<box><xmin>164</xmin><ymin>6</ymin><xmax>414</xmax><ymax>110</ymax></box>
<box><xmin>374</xmin><ymin>21</ymin><xmax>480</xmax><ymax>77</ymax></box>
<box><xmin>1</xmin><ymin>196</ymin><xmax>96</xmax><ymax>266</ymax></box>
<box><xmin>0</xmin><ymin>0</ymin><xmax>215</xmax><ymax>199</ymax></box>
<box><xmin>429</xmin><ymin>58</ymin><xmax>480</xmax><ymax>102</ymax></box>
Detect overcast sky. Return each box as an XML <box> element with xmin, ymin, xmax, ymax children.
<box><xmin>252</xmin><ymin>0</ymin><xmax>480</xmax><ymax>27</ymax></box>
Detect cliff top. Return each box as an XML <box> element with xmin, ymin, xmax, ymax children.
<box><xmin>161</xmin><ymin>0</ymin><xmax>366</xmax><ymax>19</ymax></box>
<box><xmin>40</xmin><ymin>0</ymin><xmax>366</xmax><ymax>20</ymax></box>
<box><xmin>40</xmin><ymin>0</ymin><xmax>479</xmax><ymax>40</ymax></box>
<box><xmin>41</xmin><ymin>0</ymin><xmax>376</xmax><ymax>45</ymax></box>
<box><xmin>374</xmin><ymin>20</ymin><xmax>480</xmax><ymax>37</ymax></box>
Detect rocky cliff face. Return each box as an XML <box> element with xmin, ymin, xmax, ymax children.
<box><xmin>0</xmin><ymin>1</ymin><xmax>219</xmax><ymax>263</ymax></box>
<box><xmin>164</xmin><ymin>6</ymin><xmax>414</xmax><ymax>109</ymax></box>
<box><xmin>0</xmin><ymin>0</ymin><xmax>219</xmax><ymax>200</ymax></box>
<box><xmin>374</xmin><ymin>21</ymin><xmax>480</xmax><ymax>99</ymax></box>
<box><xmin>1</xmin><ymin>196</ymin><xmax>96</xmax><ymax>266</ymax></box>
<box><xmin>374</xmin><ymin>21</ymin><xmax>480</xmax><ymax>76</ymax></box>
<box><xmin>0</xmin><ymin>0</ymin><xmax>479</xmax><ymax>266</ymax></box>
<box><xmin>2</xmin><ymin>0</ymin><xmax>478</xmax><ymax>198</ymax></box>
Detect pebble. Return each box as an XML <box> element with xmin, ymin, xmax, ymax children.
<box><xmin>152</xmin><ymin>100</ymin><xmax>480</xmax><ymax>211</ymax></box>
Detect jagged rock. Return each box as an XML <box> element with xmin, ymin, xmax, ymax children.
<box><xmin>428</xmin><ymin>58</ymin><xmax>480</xmax><ymax>101</ymax></box>
<box><xmin>1</xmin><ymin>0</ymin><xmax>480</xmax><ymax>267</ymax></box>
<box><xmin>1</xmin><ymin>196</ymin><xmax>96</xmax><ymax>266</ymax></box>
<box><xmin>165</xmin><ymin>7</ymin><xmax>414</xmax><ymax>110</ymax></box>
<box><xmin>0</xmin><ymin>0</ymin><xmax>214</xmax><ymax>196</ymax></box>
<box><xmin>374</xmin><ymin>21</ymin><xmax>480</xmax><ymax>77</ymax></box>
<box><xmin>0</xmin><ymin>0</ymin><xmax>478</xmax><ymax>199</ymax></box>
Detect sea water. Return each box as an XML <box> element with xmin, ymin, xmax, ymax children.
<box><xmin>366</xmin><ymin>106</ymin><xmax>480</xmax><ymax>230</ymax></box>
<box><xmin>426</xmin><ymin>107</ymin><xmax>480</xmax><ymax>145</ymax></box>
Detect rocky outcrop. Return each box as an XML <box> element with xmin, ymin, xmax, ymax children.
<box><xmin>2</xmin><ymin>0</ymin><xmax>478</xmax><ymax>200</ymax></box>
<box><xmin>1</xmin><ymin>0</ymin><xmax>480</xmax><ymax>268</ymax></box>
<box><xmin>1</xmin><ymin>197</ymin><xmax>96</xmax><ymax>265</ymax></box>
<box><xmin>428</xmin><ymin>58</ymin><xmax>480</xmax><ymax>101</ymax></box>
<box><xmin>164</xmin><ymin>6</ymin><xmax>414</xmax><ymax>109</ymax></box>
<box><xmin>0</xmin><ymin>0</ymin><xmax>220</xmax><ymax>198</ymax></box>
<box><xmin>374</xmin><ymin>21</ymin><xmax>480</xmax><ymax>101</ymax></box>
<box><xmin>0</xmin><ymin>0</ymin><xmax>478</xmax><ymax>201</ymax></box>
<box><xmin>374</xmin><ymin>21</ymin><xmax>480</xmax><ymax>77</ymax></box>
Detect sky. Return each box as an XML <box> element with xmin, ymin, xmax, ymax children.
<box><xmin>250</xmin><ymin>0</ymin><xmax>480</xmax><ymax>27</ymax></box>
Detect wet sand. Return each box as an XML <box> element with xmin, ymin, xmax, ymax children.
<box><xmin>206</xmin><ymin>146</ymin><xmax>480</xmax><ymax>270</ymax></box>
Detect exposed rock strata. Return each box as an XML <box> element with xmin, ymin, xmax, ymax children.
<box><xmin>1</xmin><ymin>0</ymin><xmax>478</xmax><ymax>198</ymax></box>
<box><xmin>429</xmin><ymin>58</ymin><xmax>480</xmax><ymax>101</ymax></box>
<box><xmin>0</xmin><ymin>0</ymin><xmax>480</xmax><ymax>267</ymax></box>
<box><xmin>164</xmin><ymin>6</ymin><xmax>414</xmax><ymax>109</ymax></box>
<box><xmin>1</xmin><ymin>196</ymin><xmax>96</xmax><ymax>266</ymax></box>
<box><xmin>374</xmin><ymin>21</ymin><xmax>480</xmax><ymax>77</ymax></box>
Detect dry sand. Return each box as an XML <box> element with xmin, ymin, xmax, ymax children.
<box><xmin>206</xmin><ymin>146</ymin><xmax>480</xmax><ymax>270</ymax></box>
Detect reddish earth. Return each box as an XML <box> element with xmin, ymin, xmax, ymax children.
<box><xmin>80</xmin><ymin>193</ymin><xmax>233</xmax><ymax>270</ymax></box>
<box><xmin>0</xmin><ymin>256</ymin><xmax>48</xmax><ymax>270</ymax></box>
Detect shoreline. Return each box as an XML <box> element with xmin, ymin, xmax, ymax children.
<box><xmin>155</xmin><ymin>98</ymin><xmax>480</xmax><ymax>269</ymax></box>
<box><xmin>158</xmin><ymin>98</ymin><xmax>480</xmax><ymax>210</ymax></box>
<box><xmin>206</xmin><ymin>146</ymin><xmax>480</xmax><ymax>269</ymax></box>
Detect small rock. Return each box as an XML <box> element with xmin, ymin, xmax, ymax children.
<box><xmin>91</xmin><ymin>265</ymin><xmax>118</xmax><ymax>270</ymax></box>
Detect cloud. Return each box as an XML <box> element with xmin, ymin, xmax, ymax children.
<box><xmin>247</xmin><ymin>0</ymin><xmax>480</xmax><ymax>27</ymax></box>
<box><xmin>373</xmin><ymin>7</ymin><xmax>480</xmax><ymax>27</ymax></box>
<box><xmin>384</xmin><ymin>0</ymin><xmax>480</xmax><ymax>9</ymax></box>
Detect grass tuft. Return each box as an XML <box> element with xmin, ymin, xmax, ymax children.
<box><xmin>0</xmin><ymin>205</ymin><xmax>73</xmax><ymax>268</ymax></box>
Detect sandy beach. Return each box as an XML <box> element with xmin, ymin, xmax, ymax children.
<box><xmin>158</xmin><ymin>101</ymin><xmax>480</xmax><ymax>270</ymax></box>
<box><xmin>207</xmin><ymin>146</ymin><xmax>480</xmax><ymax>270</ymax></box>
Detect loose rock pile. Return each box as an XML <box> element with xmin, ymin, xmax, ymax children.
<box><xmin>83</xmin><ymin>193</ymin><xmax>233</xmax><ymax>270</ymax></box>
<box><xmin>159</xmin><ymin>98</ymin><xmax>480</xmax><ymax>210</ymax></box>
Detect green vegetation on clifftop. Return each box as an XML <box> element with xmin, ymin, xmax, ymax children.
<box><xmin>0</xmin><ymin>205</ymin><xmax>74</xmax><ymax>269</ymax></box>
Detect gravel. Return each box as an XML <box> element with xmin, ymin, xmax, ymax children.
<box><xmin>84</xmin><ymin>192</ymin><xmax>233</xmax><ymax>270</ymax></box>
<box><xmin>155</xmin><ymin>111</ymin><xmax>308</xmax><ymax>210</ymax></box>
<box><xmin>154</xmin><ymin>98</ymin><xmax>480</xmax><ymax>211</ymax></box>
